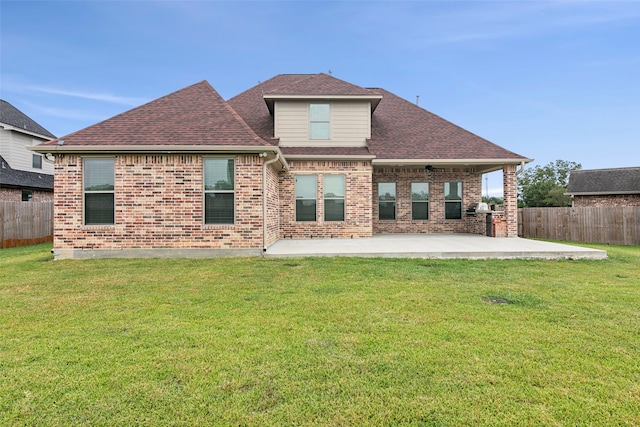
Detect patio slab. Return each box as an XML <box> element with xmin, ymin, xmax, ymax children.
<box><xmin>265</xmin><ymin>234</ymin><xmax>607</xmax><ymax>260</ymax></box>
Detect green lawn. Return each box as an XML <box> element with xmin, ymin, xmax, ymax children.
<box><xmin>1</xmin><ymin>243</ymin><xmax>639</xmax><ymax>426</ymax></box>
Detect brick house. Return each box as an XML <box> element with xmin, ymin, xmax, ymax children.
<box><xmin>567</xmin><ymin>167</ymin><xmax>640</xmax><ymax>207</ymax></box>
<box><xmin>31</xmin><ymin>74</ymin><xmax>531</xmax><ymax>259</ymax></box>
<box><xmin>1</xmin><ymin>100</ymin><xmax>55</xmax><ymax>201</ymax></box>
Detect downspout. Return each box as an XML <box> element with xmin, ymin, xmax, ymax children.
<box><xmin>262</xmin><ymin>152</ymin><xmax>281</xmax><ymax>252</ymax></box>
<box><xmin>516</xmin><ymin>160</ymin><xmax>525</xmax><ymax>175</ymax></box>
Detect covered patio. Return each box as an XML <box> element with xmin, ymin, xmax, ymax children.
<box><xmin>265</xmin><ymin>234</ymin><xmax>607</xmax><ymax>260</ymax></box>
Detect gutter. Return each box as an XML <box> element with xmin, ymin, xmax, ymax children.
<box><xmin>27</xmin><ymin>144</ymin><xmax>282</xmax><ymax>155</ymax></box>
<box><xmin>262</xmin><ymin>151</ymin><xmax>282</xmax><ymax>252</ymax></box>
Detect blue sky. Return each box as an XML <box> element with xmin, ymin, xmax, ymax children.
<box><xmin>2</xmin><ymin>0</ymin><xmax>639</xmax><ymax>196</ymax></box>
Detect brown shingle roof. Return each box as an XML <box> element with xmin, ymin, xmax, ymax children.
<box><xmin>40</xmin><ymin>81</ymin><xmax>270</xmax><ymax>147</ymax></box>
<box><xmin>368</xmin><ymin>89</ymin><xmax>527</xmax><ymax>161</ymax></box>
<box><xmin>229</xmin><ymin>74</ymin><xmax>529</xmax><ymax>162</ymax></box>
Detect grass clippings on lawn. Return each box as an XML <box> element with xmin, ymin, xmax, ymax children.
<box><xmin>1</xmin><ymin>243</ymin><xmax>639</xmax><ymax>426</ymax></box>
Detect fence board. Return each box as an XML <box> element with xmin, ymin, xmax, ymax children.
<box><xmin>518</xmin><ymin>207</ymin><xmax>640</xmax><ymax>246</ymax></box>
<box><xmin>0</xmin><ymin>202</ymin><xmax>53</xmax><ymax>248</ymax></box>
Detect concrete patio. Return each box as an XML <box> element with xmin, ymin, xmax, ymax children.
<box><xmin>265</xmin><ymin>234</ymin><xmax>607</xmax><ymax>260</ymax></box>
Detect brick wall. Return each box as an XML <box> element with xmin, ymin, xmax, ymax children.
<box><xmin>0</xmin><ymin>188</ymin><xmax>53</xmax><ymax>202</ymax></box>
<box><xmin>503</xmin><ymin>164</ymin><xmax>518</xmax><ymax>237</ymax></box>
<box><xmin>573</xmin><ymin>194</ymin><xmax>640</xmax><ymax>207</ymax></box>
<box><xmin>372</xmin><ymin>167</ymin><xmax>482</xmax><ymax>234</ymax></box>
<box><xmin>279</xmin><ymin>160</ymin><xmax>373</xmax><ymax>239</ymax></box>
<box><xmin>265</xmin><ymin>164</ymin><xmax>280</xmax><ymax>246</ymax></box>
<box><xmin>53</xmin><ymin>154</ymin><xmax>265</xmax><ymax>251</ymax></box>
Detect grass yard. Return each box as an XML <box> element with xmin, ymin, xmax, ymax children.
<box><xmin>1</xmin><ymin>243</ymin><xmax>639</xmax><ymax>426</ymax></box>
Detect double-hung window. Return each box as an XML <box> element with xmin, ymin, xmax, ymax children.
<box><xmin>444</xmin><ymin>181</ymin><xmax>462</xmax><ymax>219</ymax></box>
<box><xmin>411</xmin><ymin>182</ymin><xmax>429</xmax><ymax>220</ymax></box>
<box><xmin>84</xmin><ymin>158</ymin><xmax>115</xmax><ymax>225</ymax></box>
<box><xmin>204</xmin><ymin>158</ymin><xmax>235</xmax><ymax>224</ymax></box>
<box><xmin>309</xmin><ymin>103</ymin><xmax>330</xmax><ymax>139</ymax></box>
<box><xmin>295</xmin><ymin>175</ymin><xmax>317</xmax><ymax>221</ymax></box>
<box><xmin>378</xmin><ymin>182</ymin><xmax>396</xmax><ymax>220</ymax></box>
<box><xmin>324</xmin><ymin>175</ymin><xmax>345</xmax><ymax>222</ymax></box>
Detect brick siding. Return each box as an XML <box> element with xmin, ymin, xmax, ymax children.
<box><xmin>572</xmin><ymin>194</ymin><xmax>640</xmax><ymax>207</ymax></box>
<box><xmin>53</xmin><ymin>154</ymin><xmax>265</xmax><ymax>251</ymax></box>
<box><xmin>279</xmin><ymin>160</ymin><xmax>373</xmax><ymax>239</ymax></box>
<box><xmin>0</xmin><ymin>188</ymin><xmax>53</xmax><ymax>202</ymax></box>
<box><xmin>503</xmin><ymin>164</ymin><xmax>518</xmax><ymax>237</ymax></box>
<box><xmin>372</xmin><ymin>167</ymin><xmax>482</xmax><ymax>234</ymax></box>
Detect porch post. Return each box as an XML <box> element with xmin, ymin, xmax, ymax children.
<box><xmin>503</xmin><ymin>164</ymin><xmax>518</xmax><ymax>237</ymax></box>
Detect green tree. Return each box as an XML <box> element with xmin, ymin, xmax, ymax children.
<box><xmin>518</xmin><ymin>160</ymin><xmax>581</xmax><ymax>207</ymax></box>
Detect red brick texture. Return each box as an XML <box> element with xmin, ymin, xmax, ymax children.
<box><xmin>53</xmin><ymin>154</ymin><xmax>266</xmax><ymax>251</ymax></box>
<box><xmin>0</xmin><ymin>188</ymin><xmax>53</xmax><ymax>202</ymax></box>
<box><xmin>503</xmin><ymin>164</ymin><xmax>518</xmax><ymax>237</ymax></box>
<box><xmin>279</xmin><ymin>160</ymin><xmax>373</xmax><ymax>239</ymax></box>
<box><xmin>372</xmin><ymin>167</ymin><xmax>483</xmax><ymax>234</ymax></box>
<box><xmin>572</xmin><ymin>195</ymin><xmax>640</xmax><ymax>207</ymax></box>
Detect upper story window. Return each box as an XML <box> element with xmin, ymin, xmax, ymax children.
<box><xmin>32</xmin><ymin>154</ymin><xmax>42</xmax><ymax>169</ymax></box>
<box><xmin>204</xmin><ymin>158</ymin><xmax>235</xmax><ymax>224</ymax></box>
<box><xmin>84</xmin><ymin>158</ymin><xmax>115</xmax><ymax>225</ymax></box>
<box><xmin>309</xmin><ymin>103</ymin><xmax>330</xmax><ymax>139</ymax></box>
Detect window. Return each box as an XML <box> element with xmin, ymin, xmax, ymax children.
<box><xmin>445</xmin><ymin>181</ymin><xmax>462</xmax><ymax>219</ymax></box>
<box><xmin>32</xmin><ymin>154</ymin><xmax>42</xmax><ymax>169</ymax></box>
<box><xmin>309</xmin><ymin>103</ymin><xmax>330</xmax><ymax>139</ymax></box>
<box><xmin>324</xmin><ymin>175</ymin><xmax>345</xmax><ymax>222</ymax></box>
<box><xmin>84</xmin><ymin>158</ymin><xmax>115</xmax><ymax>225</ymax></box>
<box><xmin>296</xmin><ymin>175</ymin><xmax>317</xmax><ymax>221</ymax></box>
<box><xmin>411</xmin><ymin>182</ymin><xmax>429</xmax><ymax>220</ymax></box>
<box><xmin>378</xmin><ymin>182</ymin><xmax>396</xmax><ymax>220</ymax></box>
<box><xmin>204</xmin><ymin>158</ymin><xmax>235</xmax><ymax>224</ymax></box>
<box><xmin>22</xmin><ymin>190</ymin><xmax>33</xmax><ymax>202</ymax></box>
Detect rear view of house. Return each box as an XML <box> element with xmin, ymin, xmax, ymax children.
<box><xmin>31</xmin><ymin>74</ymin><xmax>532</xmax><ymax>259</ymax></box>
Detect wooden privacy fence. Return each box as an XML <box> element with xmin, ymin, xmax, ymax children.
<box><xmin>0</xmin><ymin>202</ymin><xmax>53</xmax><ymax>248</ymax></box>
<box><xmin>518</xmin><ymin>207</ymin><xmax>640</xmax><ymax>246</ymax></box>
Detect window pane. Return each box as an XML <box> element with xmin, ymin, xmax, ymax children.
<box><xmin>296</xmin><ymin>200</ymin><xmax>317</xmax><ymax>222</ymax></box>
<box><xmin>204</xmin><ymin>158</ymin><xmax>234</xmax><ymax>191</ymax></box>
<box><xmin>379</xmin><ymin>201</ymin><xmax>396</xmax><ymax>220</ymax></box>
<box><xmin>309</xmin><ymin>104</ymin><xmax>330</xmax><ymax>121</ymax></box>
<box><xmin>445</xmin><ymin>202</ymin><xmax>462</xmax><ymax>219</ymax></box>
<box><xmin>378</xmin><ymin>183</ymin><xmax>396</xmax><ymax>201</ymax></box>
<box><xmin>205</xmin><ymin>193</ymin><xmax>234</xmax><ymax>224</ymax></box>
<box><xmin>324</xmin><ymin>175</ymin><xmax>345</xmax><ymax>198</ymax></box>
<box><xmin>325</xmin><ymin>199</ymin><xmax>344</xmax><ymax>222</ymax></box>
<box><xmin>84</xmin><ymin>159</ymin><xmax>114</xmax><ymax>191</ymax></box>
<box><xmin>411</xmin><ymin>182</ymin><xmax>429</xmax><ymax>201</ymax></box>
<box><xmin>310</xmin><ymin>122</ymin><xmax>330</xmax><ymax>139</ymax></box>
<box><xmin>295</xmin><ymin>175</ymin><xmax>317</xmax><ymax>199</ymax></box>
<box><xmin>33</xmin><ymin>154</ymin><xmax>42</xmax><ymax>169</ymax></box>
<box><xmin>445</xmin><ymin>182</ymin><xmax>462</xmax><ymax>200</ymax></box>
<box><xmin>85</xmin><ymin>193</ymin><xmax>114</xmax><ymax>225</ymax></box>
<box><xmin>412</xmin><ymin>202</ymin><xmax>429</xmax><ymax>220</ymax></box>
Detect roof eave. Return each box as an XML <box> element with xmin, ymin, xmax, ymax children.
<box><xmin>567</xmin><ymin>191</ymin><xmax>640</xmax><ymax>196</ymax></box>
<box><xmin>284</xmin><ymin>154</ymin><xmax>376</xmax><ymax>161</ymax></box>
<box><xmin>28</xmin><ymin>144</ymin><xmax>281</xmax><ymax>154</ymax></box>
<box><xmin>263</xmin><ymin>94</ymin><xmax>383</xmax><ymax>114</ymax></box>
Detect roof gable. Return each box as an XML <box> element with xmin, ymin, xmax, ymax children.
<box><xmin>40</xmin><ymin>81</ymin><xmax>269</xmax><ymax>147</ymax></box>
<box><xmin>0</xmin><ymin>100</ymin><xmax>56</xmax><ymax>139</ymax></box>
<box><xmin>567</xmin><ymin>167</ymin><xmax>640</xmax><ymax>195</ymax></box>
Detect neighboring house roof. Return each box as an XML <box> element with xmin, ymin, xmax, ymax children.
<box><xmin>567</xmin><ymin>167</ymin><xmax>640</xmax><ymax>195</ymax></box>
<box><xmin>0</xmin><ymin>155</ymin><xmax>54</xmax><ymax>191</ymax></box>
<box><xmin>0</xmin><ymin>100</ymin><xmax>56</xmax><ymax>139</ymax></box>
<box><xmin>39</xmin><ymin>81</ymin><xmax>271</xmax><ymax>148</ymax></box>
<box><xmin>228</xmin><ymin>74</ymin><xmax>530</xmax><ymax>166</ymax></box>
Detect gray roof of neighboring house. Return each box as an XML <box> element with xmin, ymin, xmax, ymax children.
<box><xmin>0</xmin><ymin>155</ymin><xmax>54</xmax><ymax>191</ymax></box>
<box><xmin>567</xmin><ymin>167</ymin><xmax>640</xmax><ymax>195</ymax></box>
<box><xmin>0</xmin><ymin>100</ymin><xmax>56</xmax><ymax>139</ymax></box>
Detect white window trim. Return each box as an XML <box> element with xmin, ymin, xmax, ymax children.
<box><xmin>203</xmin><ymin>157</ymin><xmax>236</xmax><ymax>225</ymax></box>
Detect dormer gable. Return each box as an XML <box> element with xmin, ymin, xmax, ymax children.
<box><xmin>262</xmin><ymin>74</ymin><xmax>382</xmax><ymax>147</ymax></box>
